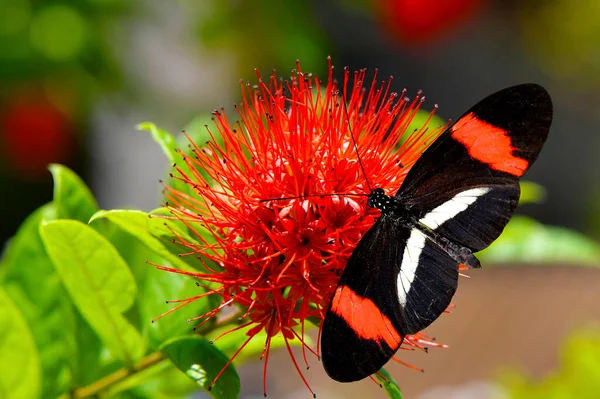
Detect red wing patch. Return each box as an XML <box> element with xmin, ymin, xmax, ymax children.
<box><xmin>451</xmin><ymin>112</ymin><xmax>529</xmax><ymax>176</ymax></box>
<box><xmin>330</xmin><ymin>285</ymin><xmax>401</xmax><ymax>349</ymax></box>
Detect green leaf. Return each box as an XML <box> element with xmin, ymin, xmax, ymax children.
<box><xmin>519</xmin><ymin>181</ymin><xmax>547</xmax><ymax>205</ymax></box>
<box><xmin>138</xmin><ymin>121</ymin><xmax>218</xmax><ymax>199</ymax></box>
<box><xmin>137</xmin><ymin>122</ymin><xmax>193</xmax><ymax>197</ymax></box>
<box><xmin>161</xmin><ymin>336</ymin><xmax>240</xmax><ymax>399</ymax></box>
<box><xmin>102</xmin><ymin>224</ymin><xmax>156</xmax><ymax>295</ymax></box>
<box><xmin>140</xmin><ymin>267</ymin><xmax>216</xmax><ymax>348</ymax></box>
<box><xmin>0</xmin><ymin>203</ymin><xmax>112</xmax><ymax>394</ymax></box>
<box><xmin>0</xmin><ymin>204</ymin><xmax>80</xmax><ymax>397</ymax></box>
<box><xmin>375</xmin><ymin>368</ymin><xmax>403</xmax><ymax>399</ymax></box>
<box><xmin>71</xmin><ymin>311</ymin><xmax>108</xmax><ymax>387</ymax></box>
<box><xmin>407</xmin><ymin>109</ymin><xmax>446</xmax><ymax>135</ymax></box>
<box><xmin>177</xmin><ymin>116</ymin><xmax>218</xmax><ymax>185</ymax></box>
<box><xmin>90</xmin><ymin>209</ymin><xmax>207</xmax><ymax>272</ymax></box>
<box><xmin>49</xmin><ymin>164</ymin><xmax>98</xmax><ymax>222</ymax></box>
<box><xmin>0</xmin><ymin>204</ymin><xmax>57</xmax><ymax>285</ymax></box>
<box><xmin>39</xmin><ymin>220</ymin><xmax>144</xmax><ymax>366</ymax></box>
<box><xmin>137</xmin><ymin>122</ymin><xmax>180</xmax><ymax>165</ymax></box>
<box><xmin>180</xmin><ymin>114</ymin><xmax>226</xmax><ymax>194</ymax></box>
<box><xmin>394</xmin><ymin>109</ymin><xmax>446</xmax><ymax>147</ymax></box>
<box><xmin>180</xmin><ymin>115</ymin><xmax>214</xmax><ymax>150</ymax></box>
<box><xmin>0</xmin><ymin>288</ymin><xmax>41</xmax><ymax>399</ymax></box>
<box><xmin>90</xmin><ymin>209</ymin><xmax>220</xmax><ymax>349</ymax></box>
<box><xmin>102</xmin><ymin>227</ymin><xmax>171</xmax><ymax>341</ymax></box>
<box><xmin>479</xmin><ymin>216</ymin><xmax>600</xmax><ymax>266</ymax></box>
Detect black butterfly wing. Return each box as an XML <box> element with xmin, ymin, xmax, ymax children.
<box><xmin>398</xmin><ymin>84</ymin><xmax>552</xmax><ymax>251</ymax></box>
<box><xmin>321</xmin><ymin>84</ymin><xmax>552</xmax><ymax>383</ymax></box>
<box><xmin>321</xmin><ymin>217</ymin><xmax>407</xmax><ymax>382</ymax></box>
<box><xmin>321</xmin><ymin>216</ymin><xmax>459</xmax><ymax>382</ymax></box>
<box><xmin>398</xmin><ymin>228</ymin><xmax>459</xmax><ymax>335</ymax></box>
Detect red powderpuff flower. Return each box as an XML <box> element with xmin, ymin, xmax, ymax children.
<box><xmin>157</xmin><ymin>58</ymin><xmax>451</xmax><ymax>396</ymax></box>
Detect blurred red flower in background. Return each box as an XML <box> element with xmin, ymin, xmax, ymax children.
<box><xmin>0</xmin><ymin>90</ymin><xmax>76</xmax><ymax>180</ymax></box>
<box><xmin>158</xmin><ymin>59</ymin><xmax>449</xmax><ymax>395</ymax></box>
<box><xmin>376</xmin><ymin>0</ymin><xmax>485</xmax><ymax>45</ymax></box>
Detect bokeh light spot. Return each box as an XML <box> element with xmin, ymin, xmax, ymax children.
<box><xmin>0</xmin><ymin>1</ymin><xmax>31</xmax><ymax>36</ymax></box>
<box><xmin>29</xmin><ymin>5</ymin><xmax>87</xmax><ymax>61</ymax></box>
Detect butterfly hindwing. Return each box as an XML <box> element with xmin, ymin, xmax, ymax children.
<box><xmin>398</xmin><ymin>228</ymin><xmax>459</xmax><ymax>334</ymax></box>
<box><xmin>398</xmin><ymin>84</ymin><xmax>552</xmax><ymax>251</ymax></box>
<box><xmin>322</xmin><ymin>217</ymin><xmax>460</xmax><ymax>381</ymax></box>
<box><xmin>321</xmin><ymin>217</ymin><xmax>407</xmax><ymax>382</ymax></box>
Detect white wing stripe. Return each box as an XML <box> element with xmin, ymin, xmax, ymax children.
<box><xmin>397</xmin><ymin>229</ymin><xmax>427</xmax><ymax>307</ymax></box>
<box><xmin>418</xmin><ymin>187</ymin><xmax>491</xmax><ymax>229</ymax></box>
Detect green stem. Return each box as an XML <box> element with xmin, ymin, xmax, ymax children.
<box><xmin>59</xmin><ymin>321</ymin><xmax>224</xmax><ymax>398</ymax></box>
<box><xmin>60</xmin><ymin>352</ymin><xmax>166</xmax><ymax>399</ymax></box>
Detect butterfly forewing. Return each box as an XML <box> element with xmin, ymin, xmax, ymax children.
<box><xmin>398</xmin><ymin>84</ymin><xmax>552</xmax><ymax>251</ymax></box>
<box><xmin>417</xmin><ymin>184</ymin><xmax>520</xmax><ymax>251</ymax></box>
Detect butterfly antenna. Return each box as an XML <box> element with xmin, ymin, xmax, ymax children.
<box><xmin>259</xmin><ymin>73</ymin><xmax>374</xmax><ymax>204</ymax></box>
<box><xmin>260</xmin><ymin>193</ymin><xmax>367</xmax><ymax>203</ymax></box>
<box><xmin>341</xmin><ymin>82</ymin><xmax>373</xmax><ymax>193</ymax></box>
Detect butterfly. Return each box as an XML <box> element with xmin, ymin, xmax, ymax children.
<box><xmin>320</xmin><ymin>84</ymin><xmax>553</xmax><ymax>382</ymax></box>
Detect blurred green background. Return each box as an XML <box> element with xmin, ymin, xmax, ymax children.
<box><xmin>1</xmin><ymin>0</ymin><xmax>600</xmax><ymax>398</ymax></box>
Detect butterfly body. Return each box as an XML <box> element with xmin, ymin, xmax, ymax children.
<box><xmin>321</xmin><ymin>84</ymin><xmax>552</xmax><ymax>382</ymax></box>
<box><xmin>367</xmin><ymin>188</ymin><xmax>408</xmax><ymax>218</ymax></box>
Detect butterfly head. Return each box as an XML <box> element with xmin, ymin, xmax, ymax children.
<box><xmin>367</xmin><ymin>188</ymin><xmax>394</xmax><ymax>212</ymax></box>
